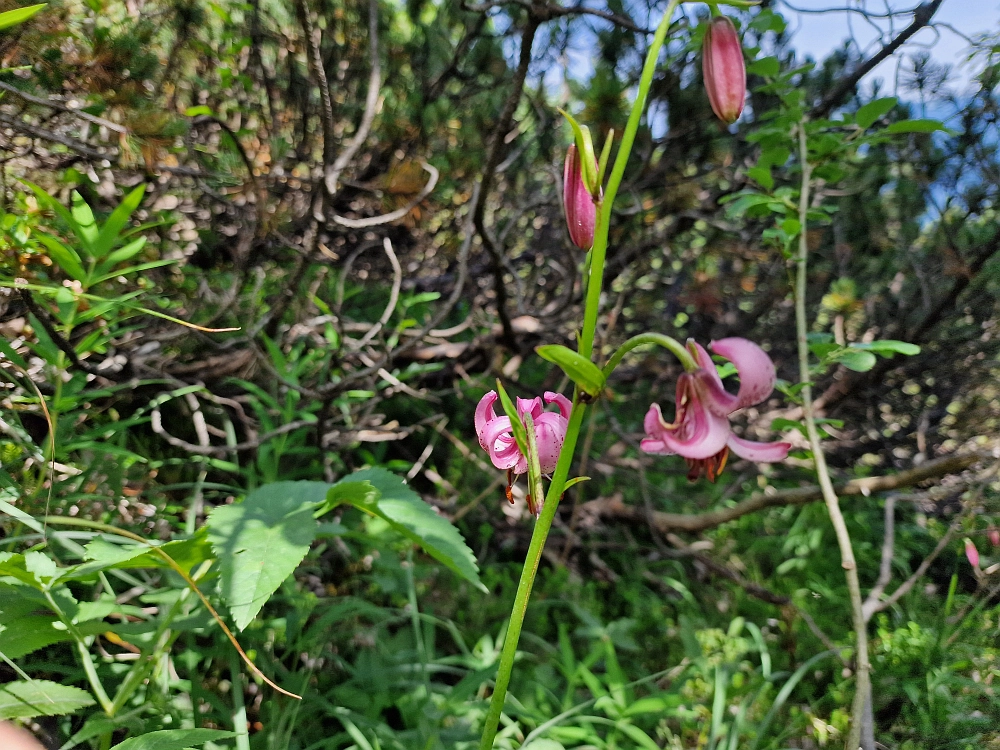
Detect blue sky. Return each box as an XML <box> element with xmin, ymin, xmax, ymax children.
<box><xmin>784</xmin><ymin>0</ymin><xmax>991</xmax><ymax>95</ymax></box>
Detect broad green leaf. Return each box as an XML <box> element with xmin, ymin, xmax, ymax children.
<box><xmin>834</xmin><ymin>349</ymin><xmax>877</xmax><ymax>372</ymax></box>
<box><xmin>0</xmin><ymin>553</ymin><xmax>39</xmax><ymax>587</ymax></box>
<box><xmin>747</xmin><ymin>166</ymin><xmax>773</xmax><ymax>190</ymax></box>
<box><xmin>747</xmin><ymin>56</ymin><xmax>779</xmax><ymax>77</ymax></box>
<box><xmin>535</xmin><ymin>345</ymin><xmax>604</xmax><ymax>397</ymax></box>
<box><xmin>855</xmin><ymin>96</ymin><xmax>897</xmax><ymax>129</ymax></box>
<box><xmin>23</xmin><ymin>181</ymin><xmax>80</xmax><ymax>246</ymax></box>
<box><xmin>884</xmin><ymin>119</ymin><xmax>947</xmax><ymax>134</ymax></box>
<box><xmin>850</xmin><ymin>340</ymin><xmax>920</xmax><ymax>357</ymax></box>
<box><xmin>0</xmin><ymin>585</ymin><xmax>65</xmax><ymax>658</ymax></box>
<box><xmin>70</xmin><ymin>192</ymin><xmax>99</xmax><ymax>248</ymax></box>
<box><xmin>0</xmin><ymin>679</ymin><xmax>94</xmax><ymax>720</ymax></box>
<box><xmin>93</xmin><ymin>183</ymin><xmax>146</xmax><ymax>258</ymax></box>
<box><xmin>207</xmin><ymin>481</ymin><xmax>327</xmax><ymax>630</ymax></box>
<box><xmin>0</xmin><ymin>4</ymin><xmax>45</xmax><ymax>31</ymax></box>
<box><xmin>112</xmin><ymin>729</ymin><xmax>236</xmax><ymax>750</ymax></box>
<box><xmin>328</xmin><ymin>468</ymin><xmax>486</xmax><ymax>592</ymax></box>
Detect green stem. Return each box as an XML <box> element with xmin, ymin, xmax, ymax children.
<box><xmin>794</xmin><ymin>121</ymin><xmax>870</xmax><ymax>750</ymax></box>
<box><xmin>601</xmin><ymin>332</ymin><xmax>696</xmax><ymax>379</ymax></box>
<box><xmin>579</xmin><ymin>0</ymin><xmax>682</xmax><ymax>361</ymax></box>
<box><xmin>478</xmin><ymin>6</ymin><xmax>686</xmax><ymax>748</ymax></box>
<box><xmin>230</xmin><ymin>651</ymin><xmax>252</xmax><ymax>750</ymax></box>
<box><xmin>42</xmin><ymin>589</ymin><xmax>113</xmax><ymax>715</ymax></box>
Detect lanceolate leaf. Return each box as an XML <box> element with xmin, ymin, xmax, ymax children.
<box><xmin>111</xmin><ymin>729</ymin><xmax>236</xmax><ymax>750</ymax></box>
<box><xmin>207</xmin><ymin>481</ymin><xmax>329</xmax><ymax>631</ymax></box>
<box><xmin>0</xmin><ymin>680</ymin><xmax>94</xmax><ymax>720</ymax></box>
<box><xmin>325</xmin><ymin>468</ymin><xmax>486</xmax><ymax>592</ymax></box>
<box><xmin>92</xmin><ymin>183</ymin><xmax>146</xmax><ymax>258</ymax></box>
<box><xmin>536</xmin><ymin>344</ymin><xmax>605</xmax><ymax>397</ymax></box>
<box><xmin>0</xmin><ymin>4</ymin><xmax>45</xmax><ymax>32</ymax></box>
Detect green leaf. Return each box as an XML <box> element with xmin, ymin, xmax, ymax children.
<box><xmin>884</xmin><ymin>119</ymin><xmax>947</xmax><ymax>134</ymax></box>
<box><xmin>0</xmin><ymin>495</ymin><xmax>44</xmax><ymax>533</ymax></box>
<box><xmin>328</xmin><ymin>468</ymin><xmax>486</xmax><ymax>592</ymax></box>
<box><xmin>835</xmin><ymin>349</ymin><xmax>877</xmax><ymax>372</ymax></box>
<box><xmin>92</xmin><ymin>184</ymin><xmax>146</xmax><ymax>258</ymax></box>
<box><xmin>0</xmin><ymin>680</ymin><xmax>94</xmax><ymax>720</ymax></box>
<box><xmin>206</xmin><ymin>481</ymin><xmax>327</xmax><ymax>630</ymax></box>
<box><xmin>112</xmin><ymin>729</ymin><xmax>236</xmax><ymax>750</ymax></box>
<box><xmin>850</xmin><ymin>340</ymin><xmax>920</xmax><ymax>357</ymax></box>
<box><xmin>36</xmin><ymin>234</ymin><xmax>86</xmax><ymax>281</ymax></box>
<box><xmin>0</xmin><ymin>4</ymin><xmax>45</xmax><ymax>31</ymax></box>
<box><xmin>70</xmin><ymin>192</ymin><xmax>99</xmax><ymax>249</ymax></box>
<box><xmin>535</xmin><ymin>345</ymin><xmax>604</xmax><ymax>397</ymax></box>
<box><xmin>185</xmin><ymin>105</ymin><xmax>214</xmax><ymax>117</ymax></box>
<box><xmin>855</xmin><ymin>97</ymin><xmax>897</xmax><ymax>129</ymax></box>
<box><xmin>615</xmin><ymin>722</ymin><xmax>660</xmax><ymax>750</ymax></box>
<box><xmin>495</xmin><ymin>380</ymin><xmax>529</xmax><ymax>459</ymax></box>
<box><xmin>747</xmin><ymin>56</ymin><xmax>779</xmax><ymax>77</ymax></box>
<box><xmin>0</xmin><ymin>336</ymin><xmax>27</xmax><ymax>368</ymax></box>
<box><xmin>747</xmin><ymin>166</ymin><xmax>773</xmax><ymax>191</ymax></box>
<box><xmin>0</xmin><ymin>585</ymin><xmax>66</xmax><ymax>658</ymax></box>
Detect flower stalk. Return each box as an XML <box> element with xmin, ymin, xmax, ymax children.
<box><xmin>794</xmin><ymin>120</ymin><xmax>872</xmax><ymax>750</ymax></box>
<box><xmin>477</xmin><ymin>2</ymin><xmax>683</xmax><ymax>747</ymax></box>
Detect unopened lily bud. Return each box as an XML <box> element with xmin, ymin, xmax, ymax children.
<box><xmin>989</xmin><ymin>528</ymin><xmax>1000</xmax><ymax>547</ymax></box>
<box><xmin>965</xmin><ymin>538</ymin><xmax>980</xmax><ymax>568</ymax></box>
<box><xmin>563</xmin><ymin>144</ymin><xmax>597</xmax><ymax>250</ymax></box>
<box><xmin>702</xmin><ymin>15</ymin><xmax>746</xmax><ymax>124</ymax></box>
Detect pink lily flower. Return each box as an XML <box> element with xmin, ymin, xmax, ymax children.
<box><xmin>476</xmin><ymin>390</ymin><xmax>572</xmax><ymax>476</ymax></box>
<box><xmin>641</xmin><ymin>338</ymin><xmax>790</xmax><ymax>481</ymax></box>
<box><xmin>965</xmin><ymin>538</ymin><xmax>980</xmax><ymax>568</ymax></box>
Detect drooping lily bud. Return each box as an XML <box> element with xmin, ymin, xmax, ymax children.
<box><xmin>965</xmin><ymin>538</ymin><xmax>980</xmax><ymax>568</ymax></box>
<box><xmin>563</xmin><ymin>144</ymin><xmax>597</xmax><ymax>250</ymax></box>
<box><xmin>989</xmin><ymin>528</ymin><xmax>1000</xmax><ymax>547</ymax></box>
<box><xmin>702</xmin><ymin>15</ymin><xmax>746</xmax><ymax>125</ymax></box>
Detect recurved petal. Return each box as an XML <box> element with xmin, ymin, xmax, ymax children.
<box><xmin>517</xmin><ymin>396</ymin><xmax>543</xmax><ymax>421</ymax></box>
<box><xmin>475</xmin><ymin>391</ymin><xmax>499</xmax><ymax>448</ymax></box>
<box><xmin>710</xmin><ymin>337</ymin><xmax>777</xmax><ymax>409</ymax></box>
<box><xmin>544</xmin><ymin>391</ymin><xmax>573</xmax><ymax>420</ymax></box>
<box><xmin>689</xmin><ymin>340</ymin><xmax>740</xmax><ymax>417</ymax></box>
<box><xmin>643</xmin><ymin>399</ymin><xmax>730</xmax><ymax>460</ymax></box>
<box><xmin>533</xmin><ymin>412</ymin><xmax>568</xmax><ymax>474</ymax></box>
<box><xmin>726</xmin><ymin>433</ymin><xmax>790</xmax><ymax>463</ymax></box>
<box><xmin>480</xmin><ymin>416</ymin><xmax>521</xmax><ymax>470</ymax></box>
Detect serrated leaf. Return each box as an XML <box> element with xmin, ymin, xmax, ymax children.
<box><xmin>112</xmin><ymin>729</ymin><xmax>236</xmax><ymax>750</ymax></box>
<box><xmin>535</xmin><ymin>345</ymin><xmax>604</xmax><ymax>397</ymax></box>
<box><xmin>0</xmin><ymin>4</ymin><xmax>45</xmax><ymax>31</ymax></box>
<box><xmin>335</xmin><ymin>468</ymin><xmax>486</xmax><ymax>592</ymax></box>
<box><xmin>0</xmin><ymin>680</ymin><xmax>94</xmax><ymax>720</ymax></box>
<box><xmin>207</xmin><ymin>481</ymin><xmax>327</xmax><ymax>630</ymax></box>
<box><xmin>0</xmin><ymin>585</ymin><xmax>65</xmax><ymax>658</ymax></box>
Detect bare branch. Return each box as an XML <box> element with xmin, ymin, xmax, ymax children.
<box><xmin>582</xmin><ymin>452</ymin><xmax>983</xmax><ymax>534</ymax></box>
<box><xmin>0</xmin><ymin>81</ymin><xmax>128</xmax><ymax>133</ymax></box>
<box><xmin>810</xmin><ymin>0</ymin><xmax>945</xmax><ymax>119</ymax></box>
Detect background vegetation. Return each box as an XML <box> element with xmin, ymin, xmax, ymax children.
<box><xmin>1</xmin><ymin>0</ymin><xmax>999</xmax><ymax>748</ymax></box>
